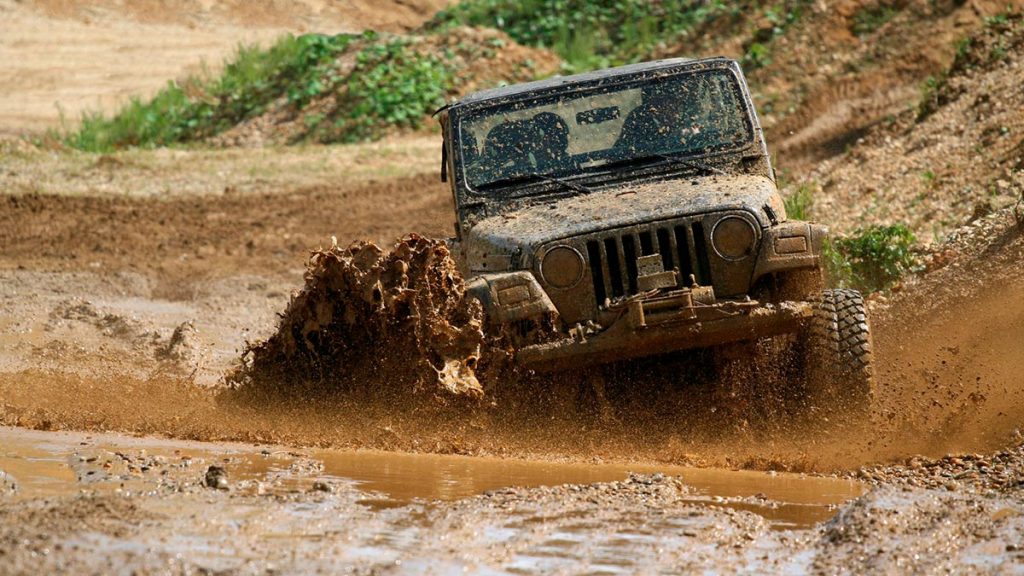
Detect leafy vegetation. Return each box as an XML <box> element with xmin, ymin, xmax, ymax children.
<box><xmin>66</xmin><ymin>33</ymin><xmax>358</xmax><ymax>151</ymax></box>
<box><xmin>783</xmin><ymin>182</ymin><xmax>815</xmax><ymax>220</ymax></box>
<box><xmin>64</xmin><ymin>31</ymin><xmax>459</xmax><ymax>150</ymax></box>
<box><xmin>308</xmin><ymin>38</ymin><xmax>452</xmax><ymax>143</ymax></box>
<box><xmin>915</xmin><ymin>73</ymin><xmax>948</xmax><ymax>121</ymax></box>
<box><xmin>781</xmin><ymin>181</ymin><xmax>921</xmax><ymax>295</ymax></box>
<box><xmin>742</xmin><ymin>2</ymin><xmax>807</xmax><ymax>69</ymax></box>
<box><xmin>428</xmin><ymin>0</ymin><xmax>741</xmax><ymax>71</ymax></box>
<box><xmin>850</xmin><ymin>4</ymin><xmax>899</xmax><ymax>37</ymax></box>
<box><xmin>66</xmin><ymin>0</ymin><xmax>823</xmax><ymax>150</ymax></box>
<box><xmin>920</xmin><ymin>169</ymin><xmax>937</xmax><ymax>188</ymax></box>
<box><xmin>825</xmin><ymin>224</ymin><xmax>919</xmax><ymax>293</ymax></box>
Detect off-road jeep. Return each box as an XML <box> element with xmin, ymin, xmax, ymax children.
<box><xmin>436</xmin><ymin>57</ymin><xmax>874</xmax><ymax>412</ymax></box>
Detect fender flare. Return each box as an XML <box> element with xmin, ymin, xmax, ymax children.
<box><xmin>465</xmin><ymin>271</ymin><xmax>558</xmax><ymax>325</ymax></box>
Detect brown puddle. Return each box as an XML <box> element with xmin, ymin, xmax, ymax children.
<box><xmin>0</xmin><ymin>426</ymin><xmax>861</xmax><ymax>529</ymax></box>
<box><xmin>307</xmin><ymin>449</ymin><xmax>862</xmax><ymax>528</ymax></box>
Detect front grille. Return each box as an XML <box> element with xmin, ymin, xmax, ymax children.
<box><xmin>585</xmin><ymin>219</ymin><xmax>713</xmax><ymax>306</ymax></box>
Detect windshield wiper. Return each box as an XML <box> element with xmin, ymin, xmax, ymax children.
<box><xmin>652</xmin><ymin>154</ymin><xmax>726</xmax><ymax>176</ymax></box>
<box><xmin>479</xmin><ymin>172</ymin><xmax>591</xmax><ymax>194</ymax></box>
<box><xmin>533</xmin><ymin>173</ymin><xmax>592</xmax><ymax>194</ymax></box>
<box><xmin>595</xmin><ymin>153</ymin><xmax>725</xmax><ymax>177</ymax></box>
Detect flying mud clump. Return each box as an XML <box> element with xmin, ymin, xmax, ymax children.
<box><xmin>229</xmin><ymin>235</ymin><xmax>490</xmax><ymax>402</ymax></box>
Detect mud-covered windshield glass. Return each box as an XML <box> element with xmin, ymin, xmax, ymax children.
<box><xmin>458</xmin><ymin>69</ymin><xmax>753</xmax><ymax>192</ymax></box>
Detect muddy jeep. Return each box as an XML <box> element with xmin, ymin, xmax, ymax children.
<box><xmin>436</xmin><ymin>57</ymin><xmax>873</xmax><ymax>412</ymax></box>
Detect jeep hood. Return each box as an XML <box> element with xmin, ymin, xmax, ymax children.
<box><xmin>465</xmin><ymin>174</ymin><xmax>784</xmax><ymax>267</ymax></box>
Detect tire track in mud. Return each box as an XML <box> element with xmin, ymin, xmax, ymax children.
<box><xmin>0</xmin><ymin>173</ymin><xmax>452</xmax><ymax>288</ymax></box>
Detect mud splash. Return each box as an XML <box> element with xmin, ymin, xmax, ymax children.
<box><xmin>866</xmin><ymin>210</ymin><xmax>1024</xmax><ymax>459</ymax></box>
<box><xmin>2</xmin><ymin>206</ymin><xmax>1022</xmax><ymax>475</ymax></box>
<box><xmin>231</xmin><ymin>235</ymin><xmax>488</xmax><ymax>401</ymax></box>
<box><xmin>218</xmin><ymin>209</ymin><xmax>1024</xmax><ymax>472</ymax></box>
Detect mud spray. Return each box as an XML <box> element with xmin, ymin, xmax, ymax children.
<box><xmin>228</xmin><ymin>235</ymin><xmax>489</xmax><ymax>403</ymax></box>
<box><xmin>1</xmin><ymin>211</ymin><xmax>1022</xmax><ymax>471</ymax></box>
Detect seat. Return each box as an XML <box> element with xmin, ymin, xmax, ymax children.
<box><xmin>531</xmin><ymin>112</ymin><xmax>571</xmax><ymax>173</ymax></box>
<box><xmin>482</xmin><ymin>120</ymin><xmax>536</xmax><ymax>180</ymax></box>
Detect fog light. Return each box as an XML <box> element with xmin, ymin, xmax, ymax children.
<box><xmin>541</xmin><ymin>246</ymin><xmax>584</xmax><ymax>289</ymax></box>
<box><xmin>712</xmin><ymin>216</ymin><xmax>756</xmax><ymax>260</ymax></box>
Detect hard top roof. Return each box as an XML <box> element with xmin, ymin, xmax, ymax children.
<box><xmin>451</xmin><ymin>56</ymin><xmax>735</xmax><ymax>108</ymax></box>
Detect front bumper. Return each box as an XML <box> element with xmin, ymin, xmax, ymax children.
<box><xmin>515</xmin><ymin>289</ymin><xmax>812</xmax><ymax>372</ymax></box>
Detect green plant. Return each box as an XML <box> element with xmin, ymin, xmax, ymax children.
<box><xmin>741</xmin><ymin>2</ymin><xmax>807</xmax><ymax>70</ymax></box>
<box><xmin>783</xmin><ymin>182</ymin><xmax>814</xmax><ymax>220</ymax></box>
<box><xmin>989</xmin><ymin>40</ymin><xmax>1009</xmax><ymax>63</ymax></box>
<box><xmin>851</xmin><ymin>4</ymin><xmax>898</xmax><ymax>37</ymax></box>
<box><xmin>921</xmin><ymin>169</ymin><xmax>937</xmax><ymax>187</ymax></box>
<box><xmin>318</xmin><ymin>39</ymin><xmax>452</xmax><ymax>143</ymax></box>
<box><xmin>825</xmin><ymin>224</ymin><xmax>918</xmax><ymax>293</ymax></box>
<box><xmin>984</xmin><ymin>11</ymin><xmax>1011</xmax><ymax>28</ymax></box>
<box><xmin>916</xmin><ymin>74</ymin><xmax>947</xmax><ymax>121</ymax></box>
<box><xmin>65</xmin><ymin>33</ymin><xmax>357</xmax><ymax>151</ymax></box>
<box><xmin>428</xmin><ymin>0</ymin><xmax>738</xmax><ymax>72</ymax></box>
<box><xmin>954</xmin><ymin>36</ymin><xmax>973</xmax><ymax>61</ymax></box>
<box><xmin>743</xmin><ymin>42</ymin><xmax>772</xmax><ymax>69</ymax></box>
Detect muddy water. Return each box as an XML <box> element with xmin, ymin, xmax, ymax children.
<box><xmin>0</xmin><ymin>426</ymin><xmax>861</xmax><ymax>529</ymax></box>
<box><xmin>309</xmin><ymin>449</ymin><xmax>862</xmax><ymax>528</ymax></box>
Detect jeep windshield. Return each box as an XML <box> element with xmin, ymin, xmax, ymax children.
<box><xmin>458</xmin><ymin>68</ymin><xmax>754</xmax><ymax>193</ymax></box>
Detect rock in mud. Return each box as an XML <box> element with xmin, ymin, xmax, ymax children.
<box><xmin>230</xmin><ymin>235</ymin><xmax>487</xmax><ymax>402</ymax></box>
<box><xmin>155</xmin><ymin>320</ymin><xmax>202</xmax><ymax>368</ymax></box>
<box><xmin>204</xmin><ymin>465</ymin><xmax>229</xmax><ymax>490</ymax></box>
<box><xmin>0</xmin><ymin>470</ymin><xmax>17</xmax><ymax>494</ymax></box>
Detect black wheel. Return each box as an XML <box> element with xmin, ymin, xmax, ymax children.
<box><xmin>799</xmin><ymin>289</ymin><xmax>874</xmax><ymax>419</ymax></box>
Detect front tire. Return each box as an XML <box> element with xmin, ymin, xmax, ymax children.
<box><xmin>799</xmin><ymin>289</ymin><xmax>874</xmax><ymax>420</ymax></box>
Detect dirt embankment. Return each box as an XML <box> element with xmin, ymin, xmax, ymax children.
<box><xmin>811</xmin><ymin>10</ymin><xmax>1024</xmax><ymax>238</ymax></box>
<box><xmin>0</xmin><ymin>0</ymin><xmax>449</xmax><ymax>133</ymax></box>
<box><xmin>743</xmin><ymin>0</ymin><xmax>1022</xmax><ymax>173</ymax></box>
<box><xmin>649</xmin><ymin>0</ymin><xmax>1024</xmax><ymax>239</ymax></box>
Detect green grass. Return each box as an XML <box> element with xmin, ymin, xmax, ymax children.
<box><xmin>741</xmin><ymin>2</ymin><xmax>807</xmax><ymax>70</ymax></box>
<box><xmin>825</xmin><ymin>224</ymin><xmax>919</xmax><ymax>293</ymax></box>
<box><xmin>65</xmin><ymin>33</ymin><xmax>358</xmax><ymax>152</ymax></box>
<box><xmin>62</xmin><ymin>32</ymin><xmax>459</xmax><ymax>151</ymax></box>
<box><xmin>850</xmin><ymin>5</ymin><xmax>899</xmax><ymax>37</ymax></box>
<box><xmin>308</xmin><ymin>38</ymin><xmax>452</xmax><ymax>143</ymax></box>
<box><xmin>783</xmin><ymin>182</ymin><xmax>815</xmax><ymax>220</ymax></box>
<box><xmin>63</xmin><ymin>0</ymin><xmax>823</xmax><ymax>150</ymax></box>
<box><xmin>427</xmin><ymin>0</ymin><xmax>741</xmax><ymax>72</ymax></box>
<box><xmin>915</xmin><ymin>73</ymin><xmax>948</xmax><ymax>121</ymax></box>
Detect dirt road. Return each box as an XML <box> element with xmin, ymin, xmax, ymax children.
<box><xmin>3</xmin><ymin>2</ymin><xmax>1024</xmax><ymax>568</ymax></box>
<box><xmin>2</xmin><ymin>142</ymin><xmax>1024</xmax><ymax>573</ymax></box>
<box><xmin>3</xmin><ymin>145</ymin><xmax>1023</xmax><ymax>465</ymax></box>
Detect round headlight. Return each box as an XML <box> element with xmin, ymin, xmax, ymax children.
<box><xmin>541</xmin><ymin>246</ymin><xmax>585</xmax><ymax>289</ymax></box>
<box><xmin>712</xmin><ymin>216</ymin><xmax>757</xmax><ymax>260</ymax></box>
